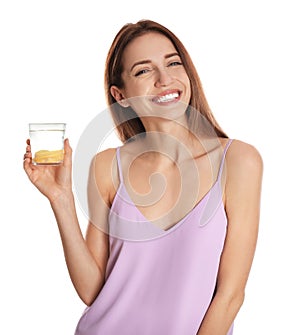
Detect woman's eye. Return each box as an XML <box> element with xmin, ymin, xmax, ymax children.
<box><xmin>135</xmin><ymin>69</ymin><xmax>150</xmax><ymax>77</ymax></box>
<box><xmin>168</xmin><ymin>61</ymin><xmax>182</xmax><ymax>67</ymax></box>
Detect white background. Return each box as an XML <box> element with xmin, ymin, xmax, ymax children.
<box><xmin>1</xmin><ymin>0</ymin><xmax>299</xmax><ymax>334</ymax></box>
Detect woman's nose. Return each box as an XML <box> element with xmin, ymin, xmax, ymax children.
<box><xmin>154</xmin><ymin>68</ymin><xmax>174</xmax><ymax>87</ymax></box>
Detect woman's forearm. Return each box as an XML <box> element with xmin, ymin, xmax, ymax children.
<box><xmin>197</xmin><ymin>291</ymin><xmax>244</xmax><ymax>335</ymax></box>
<box><xmin>50</xmin><ymin>191</ymin><xmax>105</xmax><ymax>306</ymax></box>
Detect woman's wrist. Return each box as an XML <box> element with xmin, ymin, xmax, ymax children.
<box><xmin>49</xmin><ymin>187</ymin><xmax>75</xmax><ymax>208</ymax></box>
<box><xmin>49</xmin><ymin>189</ymin><xmax>80</xmax><ymax>232</ymax></box>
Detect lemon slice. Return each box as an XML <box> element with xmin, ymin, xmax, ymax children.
<box><xmin>33</xmin><ymin>149</ymin><xmax>64</xmax><ymax>164</ymax></box>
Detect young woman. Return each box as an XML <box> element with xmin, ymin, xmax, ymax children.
<box><xmin>24</xmin><ymin>20</ymin><xmax>263</xmax><ymax>335</ymax></box>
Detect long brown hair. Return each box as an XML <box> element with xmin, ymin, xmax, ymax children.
<box><xmin>104</xmin><ymin>19</ymin><xmax>227</xmax><ymax>142</ymax></box>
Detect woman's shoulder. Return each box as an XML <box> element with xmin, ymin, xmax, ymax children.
<box><xmin>94</xmin><ymin>141</ymin><xmax>138</xmax><ymax>172</ymax></box>
<box><xmin>95</xmin><ymin>146</ymin><xmax>118</xmax><ymax>160</ymax></box>
<box><xmin>226</xmin><ymin>138</ymin><xmax>263</xmax><ymax>161</ymax></box>
<box><xmin>225</xmin><ymin>138</ymin><xmax>263</xmax><ymax>176</ymax></box>
<box><xmin>91</xmin><ymin>147</ymin><xmax>119</xmax><ymax>201</ymax></box>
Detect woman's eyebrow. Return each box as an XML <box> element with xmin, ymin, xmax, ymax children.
<box><xmin>130</xmin><ymin>60</ymin><xmax>151</xmax><ymax>72</ymax></box>
<box><xmin>165</xmin><ymin>52</ymin><xmax>180</xmax><ymax>59</ymax></box>
<box><xmin>130</xmin><ymin>53</ymin><xmax>180</xmax><ymax>72</ymax></box>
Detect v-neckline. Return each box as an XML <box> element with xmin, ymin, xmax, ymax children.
<box><xmin>119</xmin><ymin>179</ymin><xmax>220</xmax><ymax>232</ymax></box>
<box><xmin>111</xmin><ymin>138</ymin><xmax>233</xmax><ymax>234</ymax></box>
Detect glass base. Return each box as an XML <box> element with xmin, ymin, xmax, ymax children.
<box><xmin>33</xmin><ymin>161</ymin><xmax>63</xmax><ymax>166</ymax></box>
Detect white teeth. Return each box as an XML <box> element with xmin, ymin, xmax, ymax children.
<box><xmin>156</xmin><ymin>92</ymin><xmax>179</xmax><ymax>103</ymax></box>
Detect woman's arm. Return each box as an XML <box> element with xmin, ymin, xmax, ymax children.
<box><xmin>50</xmin><ymin>191</ymin><xmax>108</xmax><ymax>306</ymax></box>
<box><xmin>197</xmin><ymin>140</ymin><xmax>263</xmax><ymax>335</ymax></box>
<box><xmin>24</xmin><ymin>139</ymin><xmax>115</xmax><ymax>306</ymax></box>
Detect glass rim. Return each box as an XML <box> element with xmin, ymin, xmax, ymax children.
<box><xmin>29</xmin><ymin>122</ymin><xmax>66</xmax><ymax>130</ymax></box>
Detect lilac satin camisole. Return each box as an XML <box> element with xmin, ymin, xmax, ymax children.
<box><xmin>75</xmin><ymin>139</ymin><xmax>234</xmax><ymax>335</ymax></box>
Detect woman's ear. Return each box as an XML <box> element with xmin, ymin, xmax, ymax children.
<box><xmin>110</xmin><ymin>86</ymin><xmax>130</xmax><ymax>108</ymax></box>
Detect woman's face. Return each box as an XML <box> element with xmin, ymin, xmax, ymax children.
<box><xmin>111</xmin><ymin>32</ymin><xmax>191</xmax><ymax>120</ymax></box>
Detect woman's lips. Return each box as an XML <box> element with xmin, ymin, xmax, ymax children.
<box><xmin>151</xmin><ymin>90</ymin><xmax>181</xmax><ymax>104</ymax></box>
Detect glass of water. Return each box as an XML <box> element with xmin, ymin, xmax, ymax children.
<box><xmin>29</xmin><ymin>123</ymin><xmax>66</xmax><ymax>165</ymax></box>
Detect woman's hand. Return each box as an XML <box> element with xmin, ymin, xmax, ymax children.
<box><xmin>23</xmin><ymin>138</ymin><xmax>73</xmax><ymax>203</ymax></box>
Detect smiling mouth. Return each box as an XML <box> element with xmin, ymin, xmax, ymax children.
<box><xmin>152</xmin><ymin>91</ymin><xmax>181</xmax><ymax>104</ymax></box>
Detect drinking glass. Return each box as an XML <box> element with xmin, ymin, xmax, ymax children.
<box><xmin>29</xmin><ymin>123</ymin><xmax>66</xmax><ymax>165</ymax></box>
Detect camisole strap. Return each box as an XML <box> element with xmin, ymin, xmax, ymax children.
<box><xmin>217</xmin><ymin>139</ymin><xmax>233</xmax><ymax>182</ymax></box>
<box><xmin>116</xmin><ymin>146</ymin><xmax>124</xmax><ymax>184</ymax></box>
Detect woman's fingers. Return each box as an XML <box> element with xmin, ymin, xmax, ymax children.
<box><xmin>23</xmin><ymin>139</ymin><xmax>33</xmax><ymax>177</ymax></box>
<box><xmin>24</xmin><ymin>139</ymin><xmax>31</xmax><ymax>159</ymax></box>
<box><xmin>63</xmin><ymin>138</ymin><xmax>72</xmax><ymax>168</ymax></box>
<box><xmin>23</xmin><ymin>151</ymin><xmax>32</xmax><ymax>160</ymax></box>
<box><xmin>23</xmin><ymin>153</ymin><xmax>33</xmax><ymax>179</ymax></box>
